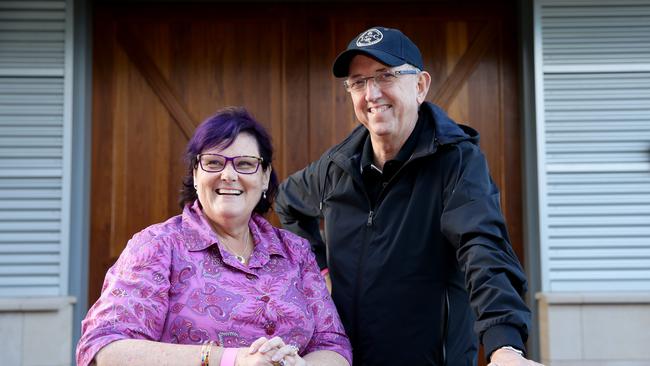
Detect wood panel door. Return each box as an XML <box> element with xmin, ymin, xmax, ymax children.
<box><xmin>90</xmin><ymin>3</ymin><xmax>521</xmax><ymax>363</ymax></box>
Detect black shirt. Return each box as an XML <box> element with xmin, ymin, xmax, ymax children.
<box><xmin>360</xmin><ymin>117</ymin><xmax>424</xmax><ymax>203</ymax></box>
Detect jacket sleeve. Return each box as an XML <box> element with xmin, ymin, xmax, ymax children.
<box><xmin>440</xmin><ymin>143</ymin><xmax>531</xmax><ymax>359</ymax></box>
<box><xmin>275</xmin><ymin>158</ymin><xmax>328</xmax><ymax>269</ymax></box>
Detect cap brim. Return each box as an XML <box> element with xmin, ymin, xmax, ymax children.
<box><xmin>332</xmin><ymin>49</ymin><xmax>407</xmax><ymax>78</ymax></box>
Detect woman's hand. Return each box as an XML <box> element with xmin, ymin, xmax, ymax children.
<box><xmin>247</xmin><ymin>336</ymin><xmax>306</xmax><ymax>366</ymax></box>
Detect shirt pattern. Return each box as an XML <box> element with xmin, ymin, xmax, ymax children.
<box><xmin>76</xmin><ymin>201</ymin><xmax>351</xmax><ymax>366</ymax></box>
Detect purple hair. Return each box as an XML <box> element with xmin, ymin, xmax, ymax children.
<box><xmin>180</xmin><ymin>106</ymin><xmax>278</xmax><ymax>214</ymax></box>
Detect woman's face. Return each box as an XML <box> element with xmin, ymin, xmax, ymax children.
<box><xmin>193</xmin><ymin>132</ymin><xmax>271</xmax><ymax>226</ymax></box>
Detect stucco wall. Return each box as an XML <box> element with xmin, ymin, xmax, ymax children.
<box><xmin>537</xmin><ymin>292</ymin><xmax>650</xmax><ymax>366</ymax></box>
<box><xmin>0</xmin><ymin>297</ymin><xmax>75</xmax><ymax>366</ymax></box>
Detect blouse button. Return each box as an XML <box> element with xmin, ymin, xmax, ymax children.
<box><xmin>260</xmin><ymin>295</ymin><xmax>270</xmax><ymax>303</ymax></box>
<box><xmin>246</xmin><ymin>274</ymin><xmax>255</xmax><ymax>280</ymax></box>
<box><xmin>264</xmin><ymin>321</ymin><xmax>276</xmax><ymax>335</ymax></box>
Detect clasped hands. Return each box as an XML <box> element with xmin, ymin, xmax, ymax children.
<box><xmin>235</xmin><ymin>336</ymin><xmax>306</xmax><ymax>366</ymax></box>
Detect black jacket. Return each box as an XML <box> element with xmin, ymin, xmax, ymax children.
<box><xmin>275</xmin><ymin>102</ymin><xmax>531</xmax><ymax>366</ymax></box>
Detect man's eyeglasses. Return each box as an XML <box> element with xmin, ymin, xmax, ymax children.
<box><xmin>344</xmin><ymin>69</ymin><xmax>420</xmax><ymax>93</ymax></box>
<box><xmin>197</xmin><ymin>153</ymin><xmax>263</xmax><ymax>174</ymax></box>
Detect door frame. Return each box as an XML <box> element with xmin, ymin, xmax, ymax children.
<box><xmin>72</xmin><ymin>0</ymin><xmax>541</xmax><ymax>361</ymax></box>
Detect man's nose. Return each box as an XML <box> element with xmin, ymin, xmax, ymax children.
<box><xmin>364</xmin><ymin>79</ymin><xmax>382</xmax><ymax>101</ymax></box>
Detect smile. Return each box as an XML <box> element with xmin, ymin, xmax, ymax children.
<box><xmin>368</xmin><ymin>105</ymin><xmax>391</xmax><ymax>113</ymax></box>
<box><xmin>216</xmin><ymin>188</ymin><xmax>243</xmax><ymax>196</ymax></box>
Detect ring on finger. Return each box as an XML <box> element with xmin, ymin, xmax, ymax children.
<box><xmin>288</xmin><ymin>345</ymin><xmax>299</xmax><ymax>356</ymax></box>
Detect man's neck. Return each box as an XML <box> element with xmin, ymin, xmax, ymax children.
<box><xmin>369</xmin><ymin>114</ymin><xmax>419</xmax><ymax>169</ymax></box>
<box><xmin>370</xmin><ymin>135</ymin><xmax>406</xmax><ymax>170</ymax></box>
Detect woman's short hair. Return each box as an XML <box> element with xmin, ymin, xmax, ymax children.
<box><xmin>180</xmin><ymin>106</ymin><xmax>278</xmax><ymax>214</ymax></box>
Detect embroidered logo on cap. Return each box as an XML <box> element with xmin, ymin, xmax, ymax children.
<box><xmin>356</xmin><ymin>29</ymin><xmax>383</xmax><ymax>47</ymax></box>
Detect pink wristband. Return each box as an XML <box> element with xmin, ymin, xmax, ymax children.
<box><xmin>320</xmin><ymin>268</ymin><xmax>329</xmax><ymax>276</ymax></box>
<box><xmin>220</xmin><ymin>347</ymin><xmax>238</xmax><ymax>366</ymax></box>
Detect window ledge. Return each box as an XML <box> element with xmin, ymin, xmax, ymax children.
<box><xmin>536</xmin><ymin>292</ymin><xmax>650</xmax><ymax>305</ymax></box>
<box><xmin>0</xmin><ymin>296</ymin><xmax>77</xmax><ymax>312</ymax></box>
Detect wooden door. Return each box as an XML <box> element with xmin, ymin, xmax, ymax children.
<box><xmin>90</xmin><ymin>2</ymin><xmax>521</xmax><ymax>363</ymax></box>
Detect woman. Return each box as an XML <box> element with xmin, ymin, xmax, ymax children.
<box><xmin>77</xmin><ymin>107</ymin><xmax>351</xmax><ymax>366</ymax></box>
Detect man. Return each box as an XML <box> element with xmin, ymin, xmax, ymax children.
<box><xmin>275</xmin><ymin>26</ymin><xmax>542</xmax><ymax>366</ymax></box>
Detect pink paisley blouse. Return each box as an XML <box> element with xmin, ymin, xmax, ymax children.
<box><xmin>76</xmin><ymin>201</ymin><xmax>351</xmax><ymax>366</ymax></box>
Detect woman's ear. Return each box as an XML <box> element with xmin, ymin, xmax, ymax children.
<box><xmin>263</xmin><ymin>164</ymin><xmax>272</xmax><ymax>190</ymax></box>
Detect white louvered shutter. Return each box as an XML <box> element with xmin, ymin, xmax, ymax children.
<box><xmin>536</xmin><ymin>0</ymin><xmax>650</xmax><ymax>291</ymax></box>
<box><xmin>0</xmin><ymin>0</ymin><xmax>69</xmax><ymax>296</ymax></box>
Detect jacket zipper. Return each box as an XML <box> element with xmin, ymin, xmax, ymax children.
<box><xmin>353</xmin><ymin>207</ymin><xmax>373</xmax><ymax>361</ymax></box>
<box><xmin>442</xmin><ymin>287</ymin><xmax>449</xmax><ymax>365</ymax></box>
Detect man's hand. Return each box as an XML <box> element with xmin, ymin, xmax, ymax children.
<box><xmin>488</xmin><ymin>347</ymin><xmax>545</xmax><ymax>366</ymax></box>
<box><xmin>246</xmin><ymin>336</ymin><xmax>306</xmax><ymax>366</ymax></box>
<box><xmin>323</xmin><ymin>271</ymin><xmax>332</xmax><ymax>294</ymax></box>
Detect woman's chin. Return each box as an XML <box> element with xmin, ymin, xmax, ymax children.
<box><xmin>209</xmin><ymin>207</ymin><xmax>250</xmax><ymax>223</ymax></box>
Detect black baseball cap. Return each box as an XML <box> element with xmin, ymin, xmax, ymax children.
<box><xmin>332</xmin><ymin>26</ymin><xmax>424</xmax><ymax>78</ymax></box>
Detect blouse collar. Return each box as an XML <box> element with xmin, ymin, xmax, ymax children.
<box><xmin>181</xmin><ymin>201</ymin><xmax>287</xmax><ymax>265</ymax></box>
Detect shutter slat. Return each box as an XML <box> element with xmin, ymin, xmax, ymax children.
<box><xmin>0</xmin><ymin>221</ymin><xmax>60</xmax><ymax>230</ymax></box>
<box><xmin>550</xmin><ymin>248</ymin><xmax>650</xmax><ymax>258</ymax></box>
<box><xmin>0</xmin><ymin>200</ymin><xmax>60</xmax><ymax>209</ymax></box>
<box><xmin>0</xmin><ymin>276</ymin><xmax>59</xmax><ymax>286</ymax></box>
<box><xmin>547</xmin><ymin>193</ymin><xmax>650</xmax><ymax>204</ymax></box>
<box><xmin>549</xmin><ymin>270</ymin><xmax>650</xmax><ymax>280</ymax></box>
<box><xmin>0</xmin><ymin>265</ymin><xmax>59</xmax><ymax>275</ymax></box>
<box><xmin>0</xmin><ymin>243</ymin><xmax>59</xmax><ymax>253</ymax></box>
<box><xmin>548</xmin><ymin>216</ymin><xmax>650</xmax><ymax>226</ymax></box>
<box><xmin>0</xmin><ymin>210</ymin><xmax>60</xmax><ymax>220</ymax></box>
<box><xmin>0</xmin><ymin>287</ymin><xmax>59</xmax><ymax>297</ymax></box>
<box><xmin>0</xmin><ymin>233</ymin><xmax>60</xmax><ymax>242</ymax></box>
<box><xmin>550</xmin><ymin>261</ymin><xmax>650</xmax><ymax>270</ymax></box>
<box><xmin>549</xmin><ymin>226</ymin><xmax>650</xmax><ymax>237</ymax></box>
<box><xmin>0</xmin><ymin>189</ymin><xmax>62</xmax><ymax>198</ymax></box>
<box><xmin>549</xmin><ymin>237</ymin><xmax>650</xmax><ymax>248</ymax></box>
<box><xmin>550</xmin><ymin>281</ymin><xmax>650</xmax><ymax>292</ymax></box>
<box><xmin>549</xmin><ymin>206</ymin><xmax>650</xmax><ymax>215</ymax></box>
<box><xmin>548</xmin><ymin>183</ymin><xmax>650</xmax><ymax>194</ymax></box>
<box><xmin>0</xmin><ymin>254</ymin><xmax>60</xmax><ymax>264</ymax></box>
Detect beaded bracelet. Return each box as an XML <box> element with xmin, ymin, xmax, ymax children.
<box><xmin>200</xmin><ymin>340</ymin><xmax>215</xmax><ymax>366</ymax></box>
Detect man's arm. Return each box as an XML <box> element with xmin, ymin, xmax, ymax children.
<box><xmin>275</xmin><ymin>159</ymin><xmax>328</xmax><ymax>269</ymax></box>
<box><xmin>440</xmin><ymin>143</ymin><xmax>532</xmax><ymax>360</ymax></box>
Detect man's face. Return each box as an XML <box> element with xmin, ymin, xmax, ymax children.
<box><xmin>347</xmin><ymin>55</ymin><xmax>430</xmax><ymax>142</ymax></box>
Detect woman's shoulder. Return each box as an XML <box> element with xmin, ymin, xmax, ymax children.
<box><xmin>126</xmin><ymin>214</ymin><xmax>185</xmax><ymax>252</ymax></box>
<box><xmin>108</xmin><ymin>214</ymin><xmax>185</xmax><ymax>274</ymax></box>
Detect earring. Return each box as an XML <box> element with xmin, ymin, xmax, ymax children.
<box><xmin>194</xmin><ymin>184</ymin><xmax>197</xmax><ymax>190</ymax></box>
<box><xmin>262</xmin><ymin>190</ymin><xmax>267</xmax><ymax>199</ymax></box>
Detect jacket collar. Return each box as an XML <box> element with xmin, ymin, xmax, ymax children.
<box><xmin>328</xmin><ymin>102</ymin><xmax>478</xmax><ymax>173</ymax></box>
